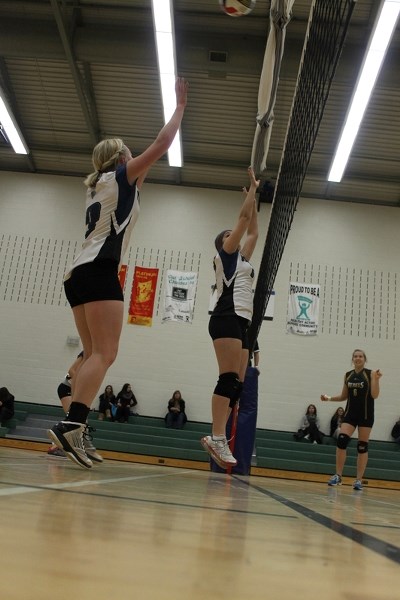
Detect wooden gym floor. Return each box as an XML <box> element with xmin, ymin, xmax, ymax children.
<box><xmin>0</xmin><ymin>447</ymin><xmax>399</xmax><ymax>600</ymax></box>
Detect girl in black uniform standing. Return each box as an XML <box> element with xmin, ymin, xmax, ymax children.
<box><xmin>201</xmin><ymin>166</ymin><xmax>259</xmax><ymax>468</ymax></box>
<box><xmin>321</xmin><ymin>349</ymin><xmax>382</xmax><ymax>490</ymax></box>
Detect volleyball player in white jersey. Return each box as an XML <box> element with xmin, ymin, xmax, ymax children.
<box><xmin>48</xmin><ymin>78</ymin><xmax>188</xmax><ymax>469</ymax></box>
<box><xmin>201</xmin><ymin>167</ymin><xmax>259</xmax><ymax>468</ymax></box>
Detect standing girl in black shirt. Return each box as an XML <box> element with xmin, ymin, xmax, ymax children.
<box><xmin>321</xmin><ymin>349</ymin><xmax>382</xmax><ymax>490</ymax></box>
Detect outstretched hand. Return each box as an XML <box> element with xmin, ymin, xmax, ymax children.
<box><xmin>175</xmin><ymin>77</ymin><xmax>188</xmax><ymax>108</ymax></box>
<box><xmin>320</xmin><ymin>394</ymin><xmax>329</xmax><ymax>402</ymax></box>
<box><xmin>242</xmin><ymin>166</ymin><xmax>260</xmax><ymax>195</ymax></box>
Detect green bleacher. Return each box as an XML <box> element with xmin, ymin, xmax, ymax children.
<box><xmin>2</xmin><ymin>402</ymin><xmax>399</xmax><ymax>481</ymax></box>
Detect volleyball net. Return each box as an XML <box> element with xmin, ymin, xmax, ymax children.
<box><xmin>248</xmin><ymin>0</ymin><xmax>356</xmax><ymax>351</ymax></box>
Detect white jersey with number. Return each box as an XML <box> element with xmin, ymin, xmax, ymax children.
<box><xmin>65</xmin><ymin>164</ymin><xmax>140</xmax><ymax>280</ymax></box>
<box><xmin>212</xmin><ymin>249</ymin><xmax>255</xmax><ymax>322</ymax></box>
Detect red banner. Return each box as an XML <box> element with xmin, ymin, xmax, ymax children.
<box><xmin>128</xmin><ymin>266</ymin><xmax>159</xmax><ymax>326</ymax></box>
<box><xmin>118</xmin><ymin>264</ymin><xmax>128</xmax><ymax>291</ymax></box>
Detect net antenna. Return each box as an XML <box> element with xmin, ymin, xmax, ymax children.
<box><xmin>251</xmin><ymin>0</ymin><xmax>295</xmax><ymax>175</ymax></box>
<box><xmin>248</xmin><ymin>0</ymin><xmax>356</xmax><ymax>351</ymax></box>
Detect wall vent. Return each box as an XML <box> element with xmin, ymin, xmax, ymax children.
<box><xmin>209</xmin><ymin>51</ymin><xmax>228</xmax><ymax>63</ymax></box>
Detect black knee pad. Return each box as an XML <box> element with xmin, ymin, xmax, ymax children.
<box><xmin>357</xmin><ymin>441</ymin><xmax>369</xmax><ymax>454</ymax></box>
<box><xmin>337</xmin><ymin>433</ymin><xmax>351</xmax><ymax>449</ymax></box>
<box><xmin>214</xmin><ymin>372</ymin><xmax>240</xmax><ymax>403</ymax></box>
<box><xmin>229</xmin><ymin>381</ymin><xmax>243</xmax><ymax>408</ymax></box>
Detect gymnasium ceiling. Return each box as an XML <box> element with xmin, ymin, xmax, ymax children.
<box><xmin>0</xmin><ymin>0</ymin><xmax>399</xmax><ymax>207</ymax></box>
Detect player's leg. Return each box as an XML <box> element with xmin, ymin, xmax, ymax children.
<box><xmin>212</xmin><ymin>337</ymin><xmax>243</xmax><ymax>436</ymax></box>
<box><xmin>74</xmin><ymin>301</ymin><xmax>122</xmax><ymax>462</ymax></box>
<box><xmin>328</xmin><ymin>422</ymin><xmax>355</xmax><ymax>485</ymax></box>
<box><xmin>353</xmin><ymin>426</ymin><xmax>372</xmax><ymax>490</ymax></box>
<box><xmin>49</xmin><ymin>300</ymin><xmax>122</xmax><ymax>468</ymax></box>
<box><xmin>201</xmin><ymin>337</ymin><xmax>242</xmax><ymax>468</ymax></box>
<box><xmin>227</xmin><ymin>345</ymin><xmax>249</xmax><ymax>454</ymax></box>
<box><xmin>47</xmin><ymin>385</ymin><xmax>71</xmax><ymax>458</ymax></box>
<box><xmin>71</xmin><ymin>299</ymin><xmax>122</xmax><ymax>406</ymax></box>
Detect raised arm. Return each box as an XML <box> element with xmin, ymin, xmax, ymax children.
<box><xmin>126</xmin><ymin>78</ymin><xmax>188</xmax><ymax>186</ymax></box>
<box><xmin>223</xmin><ymin>167</ymin><xmax>260</xmax><ymax>255</ymax></box>
<box><xmin>240</xmin><ymin>193</ymin><xmax>259</xmax><ymax>261</ymax></box>
<box><xmin>370</xmin><ymin>369</ymin><xmax>382</xmax><ymax>399</ymax></box>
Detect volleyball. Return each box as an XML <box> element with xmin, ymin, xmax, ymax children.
<box><xmin>219</xmin><ymin>0</ymin><xmax>256</xmax><ymax>17</ymax></box>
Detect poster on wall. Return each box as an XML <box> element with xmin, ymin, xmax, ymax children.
<box><xmin>162</xmin><ymin>270</ymin><xmax>198</xmax><ymax>324</ymax></box>
<box><xmin>287</xmin><ymin>282</ymin><xmax>320</xmax><ymax>335</ymax></box>
<box><xmin>128</xmin><ymin>266</ymin><xmax>159</xmax><ymax>326</ymax></box>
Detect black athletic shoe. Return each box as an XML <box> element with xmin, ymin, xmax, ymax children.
<box><xmin>48</xmin><ymin>421</ymin><xmax>93</xmax><ymax>469</ymax></box>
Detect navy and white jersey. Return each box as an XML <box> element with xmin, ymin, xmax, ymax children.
<box><xmin>65</xmin><ymin>164</ymin><xmax>140</xmax><ymax>280</ymax></box>
<box><xmin>344</xmin><ymin>368</ymin><xmax>374</xmax><ymax>422</ymax></box>
<box><xmin>212</xmin><ymin>249</ymin><xmax>255</xmax><ymax>322</ymax></box>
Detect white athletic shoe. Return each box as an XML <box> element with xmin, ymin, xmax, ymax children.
<box><xmin>83</xmin><ymin>425</ymin><xmax>104</xmax><ymax>463</ymax></box>
<box><xmin>201</xmin><ymin>435</ymin><xmax>237</xmax><ymax>469</ymax></box>
<box><xmin>48</xmin><ymin>421</ymin><xmax>93</xmax><ymax>469</ymax></box>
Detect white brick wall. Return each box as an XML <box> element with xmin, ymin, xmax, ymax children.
<box><xmin>0</xmin><ymin>170</ymin><xmax>399</xmax><ymax>440</ymax></box>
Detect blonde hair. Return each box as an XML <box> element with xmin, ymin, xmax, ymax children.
<box><xmin>84</xmin><ymin>138</ymin><xmax>129</xmax><ymax>187</ymax></box>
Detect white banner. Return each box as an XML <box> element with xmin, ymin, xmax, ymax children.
<box><xmin>287</xmin><ymin>282</ymin><xmax>320</xmax><ymax>335</ymax></box>
<box><xmin>162</xmin><ymin>270</ymin><xmax>198</xmax><ymax>324</ymax></box>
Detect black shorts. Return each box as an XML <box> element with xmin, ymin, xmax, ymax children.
<box><xmin>343</xmin><ymin>415</ymin><xmax>374</xmax><ymax>429</ymax></box>
<box><xmin>57</xmin><ymin>383</ymin><xmax>71</xmax><ymax>400</ymax></box>
<box><xmin>64</xmin><ymin>260</ymin><xmax>123</xmax><ymax>308</ymax></box>
<box><xmin>208</xmin><ymin>315</ymin><xmax>250</xmax><ymax>349</ymax></box>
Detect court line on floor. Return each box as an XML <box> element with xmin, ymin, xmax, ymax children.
<box><xmin>351</xmin><ymin>522</ymin><xmax>400</xmax><ymax>530</ymax></box>
<box><xmin>235</xmin><ymin>476</ymin><xmax>400</xmax><ymax>565</ymax></box>
<box><xmin>0</xmin><ymin>474</ymin><xmax>297</xmax><ymax>519</ymax></box>
<box><xmin>0</xmin><ymin>469</ymin><xmax>193</xmax><ymax>496</ymax></box>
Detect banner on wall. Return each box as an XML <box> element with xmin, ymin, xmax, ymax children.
<box><xmin>118</xmin><ymin>264</ymin><xmax>128</xmax><ymax>291</ymax></box>
<box><xmin>162</xmin><ymin>270</ymin><xmax>198</xmax><ymax>324</ymax></box>
<box><xmin>128</xmin><ymin>266</ymin><xmax>159</xmax><ymax>326</ymax></box>
<box><xmin>287</xmin><ymin>282</ymin><xmax>320</xmax><ymax>335</ymax></box>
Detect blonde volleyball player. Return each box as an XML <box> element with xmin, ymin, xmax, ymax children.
<box><xmin>48</xmin><ymin>78</ymin><xmax>188</xmax><ymax>469</ymax></box>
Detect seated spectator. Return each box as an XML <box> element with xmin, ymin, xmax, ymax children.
<box><xmin>330</xmin><ymin>406</ymin><xmax>345</xmax><ymax>439</ymax></box>
<box><xmin>293</xmin><ymin>404</ymin><xmax>323</xmax><ymax>444</ymax></box>
<box><xmin>98</xmin><ymin>385</ymin><xmax>116</xmax><ymax>421</ymax></box>
<box><xmin>0</xmin><ymin>387</ymin><xmax>15</xmax><ymax>423</ymax></box>
<box><xmin>391</xmin><ymin>418</ymin><xmax>400</xmax><ymax>445</ymax></box>
<box><xmin>116</xmin><ymin>383</ymin><xmax>137</xmax><ymax>423</ymax></box>
<box><xmin>165</xmin><ymin>390</ymin><xmax>187</xmax><ymax>429</ymax></box>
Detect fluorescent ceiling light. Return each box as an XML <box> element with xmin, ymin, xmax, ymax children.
<box><xmin>328</xmin><ymin>0</ymin><xmax>400</xmax><ymax>182</ymax></box>
<box><xmin>0</xmin><ymin>89</ymin><xmax>28</xmax><ymax>154</ymax></box>
<box><xmin>151</xmin><ymin>0</ymin><xmax>182</xmax><ymax>167</ymax></box>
